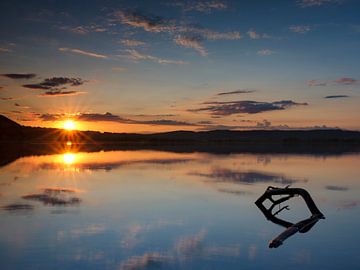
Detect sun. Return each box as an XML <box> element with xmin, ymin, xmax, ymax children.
<box><xmin>63</xmin><ymin>120</ymin><xmax>76</xmax><ymax>131</ymax></box>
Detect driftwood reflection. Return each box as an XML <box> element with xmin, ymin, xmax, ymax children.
<box><xmin>255</xmin><ymin>186</ymin><xmax>325</xmax><ymax>248</ymax></box>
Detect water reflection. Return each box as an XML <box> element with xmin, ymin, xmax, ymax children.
<box><xmin>63</xmin><ymin>153</ymin><xmax>75</xmax><ymax>165</ymax></box>
<box><xmin>0</xmin><ymin>149</ymin><xmax>359</xmax><ymax>269</ymax></box>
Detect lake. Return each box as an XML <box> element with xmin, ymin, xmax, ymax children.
<box><xmin>0</xmin><ymin>148</ymin><xmax>359</xmax><ymax>269</ymax></box>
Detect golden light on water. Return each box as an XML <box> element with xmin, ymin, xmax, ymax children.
<box><xmin>63</xmin><ymin>120</ymin><xmax>76</xmax><ymax>131</ymax></box>
<box><xmin>63</xmin><ymin>153</ymin><xmax>75</xmax><ymax>165</ymax></box>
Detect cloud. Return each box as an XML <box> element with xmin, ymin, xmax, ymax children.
<box><xmin>190</xmin><ymin>100</ymin><xmax>308</xmax><ymax>116</ymax></box>
<box><xmin>257</xmin><ymin>49</ymin><xmax>274</xmax><ymax>56</ymax></box>
<box><xmin>59</xmin><ymin>25</ymin><xmax>108</xmax><ymax>35</ymax></box>
<box><xmin>59</xmin><ymin>47</ymin><xmax>108</xmax><ymax>59</ymax></box>
<box><xmin>174</xmin><ymin>1</ymin><xmax>228</xmax><ymax>13</ymax></box>
<box><xmin>217</xmin><ymin>89</ymin><xmax>255</xmax><ymax>96</ymax></box>
<box><xmin>62</xmin><ymin>26</ymin><xmax>89</xmax><ymax>35</ymax></box>
<box><xmin>113</xmin><ymin>10</ymin><xmax>176</xmax><ymax>33</ymax></box>
<box><xmin>76</xmin><ymin>112</ymin><xmax>128</xmax><ymax>122</ymax></box>
<box><xmin>307</xmin><ymin>79</ymin><xmax>327</xmax><ymax>86</ymax></box>
<box><xmin>190</xmin><ymin>168</ymin><xmax>304</xmax><ymax>185</ymax></box>
<box><xmin>0</xmin><ymin>47</ymin><xmax>12</xmax><ymax>53</ymax></box>
<box><xmin>247</xmin><ymin>29</ymin><xmax>270</xmax><ymax>39</ymax></box>
<box><xmin>324</xmin><ymin>95</ymin><xmax>349</xmax><ymax>99</ymax></box>
<box><xmin>325</xmin><ymin>185</ymin><xmax>348</xmax><ymax>191</ymax></box>
<box><xmin>112</xmin><ymin>67</ymin><xmax>127</xmax><ymax>72</ymax></box>
<box><xmin>289</xmin><ymin>25</ymin><xmax>311</xmax><ymax>34</ymax></box>
<box><xmin>39</xmin><ymin>112</ymin><xmax>197</xmax><ymax>127</ymax></box>
<box><xmin>174</xmin><ymin>35</ymin><xmax>208</xmax><ymax>56</ymax></box>
<box><xmin>124</xmin><ymin>49</ymin><xmax>187</xmax><ymax>64</ymax></box>
<box><xmin>297</xmin><ymin>0</ymin><xmax>341</xmax><ymax>8</ymax></box>
<box><xmin>23</xmin><ymin>77</ymin><xmax>85</xmax><ymax>90</ymax></box>
<box><xmin>113</xmin><ymin>10</ymin><xmax>241</xmax><ymax>40</ymax></box>
<box><xmin>39</xmin><ymin>90</ymin><xmax>86</xmax><ymax>97</ymax></box>
<box><xmin>334</xmin><ymin>77</ymin><xmax>358</xmax><ymax>85</ymax></box>
<box><xmin>120</xmin><ymin>39</ymin><xmax>146</xmax><ymax>46</ymax></box>
<box><xmin>1</xmin><ymin>73</ymin><xmax>36</xmax><ymax>79</ymax></box>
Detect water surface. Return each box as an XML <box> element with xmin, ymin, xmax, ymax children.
<box><xmin>1</xmin><ymin>149</ymin><xmax>359</xmax><ymax>269</ymax></box>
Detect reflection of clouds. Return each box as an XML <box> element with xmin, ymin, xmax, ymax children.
<box><xmin>120</xmin><ymin>252</ymin><xmax>170</xmax><ymax>270</ymax></box>
<box><xmin>40</xmin><ymin>158</ymin><xmax>194</xmax><ymax>172</ymax></box>
<box><xmin>292</xmin><ymin>249</ymin><xmax>311</xmax><ymax>265</ymax></box>
<box><xmin>248</xmin><ymin>244</ymin><xmax>257</xmax><ymax>260</ymax></box>
<box><xmin>325</xmin><ymin>185</ymin><xmax>348</xmax><ymax>191</ymax></box>
<box><xmin>1</xmin><ymin>203</ymin><xmax>34</xmax><ymax>212</ymax></box>
<box><xmin>217</xmin><ymin>188</ymin><xmax>252</xmax><ymax>196</ymax></box>
<box><xmin>337</xmin><ymin>200</ymin><xmax>360</xmax><ymax>210</ymax></box>
<box><xmin>190</xmin><ymin>168</ymin><xmax>305</xmax><ymax>185</ymax></box>
<box><xmin>174</xmin><ymin>229</ymin><xmax>207</xmax><ymax>257</ymax></box>
<box><xmin>120</xmin><ymin>229</ymin><xmax>241</xmax><ymax>269</ymax></box>
<box><xmin>57</xmin><ymin>224</ymin><xmax>106</xmax><ymax>240</ymax></box>
<box><xmin>22</xmin><ymin>187</ymin><xmax>81</xmax><ymax>206</ymax></box>
<box><xmin>121</xmin><ymin>219</ymin><xmax>184</xmax><ymax>249</ymax></box>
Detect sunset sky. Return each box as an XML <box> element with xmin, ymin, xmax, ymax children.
<box><xmin>0</xmin><ymin>0</ymin><xmax>359</xmax><ymax>133</ymax></box>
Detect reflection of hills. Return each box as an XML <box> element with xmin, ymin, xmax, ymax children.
<box><xmin>1</xmin><ymin>114</ymin><xmax>360</xmax><ymax>167</ymax></box>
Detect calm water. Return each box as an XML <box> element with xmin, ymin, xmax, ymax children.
<box><xmin>0</xmin><ymin>149</ymin><xmax>359</xmax><ymax>269</ymax></box>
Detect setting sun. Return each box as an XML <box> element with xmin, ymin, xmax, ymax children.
<box><xmin>63</xmin><ymin>120</ymin><xmax>76</xmax><ymax>131</ymax></box>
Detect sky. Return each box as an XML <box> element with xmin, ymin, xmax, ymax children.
<box><xmin>0</xmin><ymin>0</ymin><xmax>359</xmax><ymax>133</ymax></box>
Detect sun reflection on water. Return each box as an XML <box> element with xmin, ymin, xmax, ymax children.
<box><xmin>63</xmin><ymin>153</ymin><xmax>75</xmax><ymax>165</ymax></box>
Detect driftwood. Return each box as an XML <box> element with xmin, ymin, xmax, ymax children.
<box><xmin>255</xmin><ymin>186</ymin><xmax>325</xmax><ymax>248</ymax></box>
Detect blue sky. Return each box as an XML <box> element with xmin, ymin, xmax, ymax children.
<box><xmin>0</xmin><ymin>0</ymin><xmax>359</xmax><ymax>132</ymax></box>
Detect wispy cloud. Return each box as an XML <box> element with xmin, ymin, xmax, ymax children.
<box><xmin>39</xmin><ymin>90</ymin><xmax>86</xmax><ymax>97</ymax></box>
<box><xmin>22</xmin><ymin>77</ymin><xmax>86</xmax><ymax>97</ymax></box>
<box><xmin>0</xmin><ymin>47</ymin><xmax>12</xmax><ymax>53</ymax></box>
<box><xmin>39</xmin><ymin>112</ymin><xmax>196</xmax><ymax>127</ymax></box>
<box><xmin>217</xmin><ymin>89</ymin><xmax>255</xmax><ymax>96</ymax></box>
<box><xmin>23</xmin><ymin>77</ymin><xmax>85</xmax><ymax>90</ymax></box>
<box><xmin>120</xmin><ymin>39</ymin><xmax>145</xmax><ymax>47</ymax></box>
<box><xmin>308</xmin><ymin>77</ymin><xmax>358</xmax><ymax>86</ymax></box>
<box><xmin>114</xmin><ymin>10</ymin><xmax>241</xmax><ymax>39</ymax></box>
<box><xmin>308</xmin><ymin>79</ymin><xmax>327</xmax><ymax>86</ymax></box>
<box><xmin>173</xmin><ymin>0</ymin><xmax>228</xmax><ymax>13</ymax></box>
<box><xmin>59</xmin><ymin>25</ymin><xmax>108</xmax><ymax>35</ymax></box>
<box><xmin>113</xmin><ymin>10</ymin><xmax>176</xmax><ymax>33</ymax></box>
<box><xmin>112</xmin><ymin>67</ymin><xmax>127</xmax><ymax>72</ymax></box>
<box><xmin>124</xmin><ymin>49</ymin><xmax>187</xmax><ymax>65</ymax></box>
<box><xmin>334</xmin><ymin>77</ymin><xmax>358</xmax><ymax>85</ymax></box>
<box><xmin>289</xmin><ymin>25</ymin><xmax>311</xmax><ymax>34</ymax></box>
<box><xmin>324</xmin><ymin>95</ymin><xmax>349</xmax><ymax>99</ymax></box>
<box><xmin>1</xmin><ymin>73</ymin><xmax>36</xmax><ymax>79</ymax></box>
<box><xmin>59</xmin><ymin>47</ymin><xmax>108</xmax><ymax>59</ymax></box>
<box><xmin>190</xmin><ymin>100</ymin><xmax>308</xmax><ymax>116</ymax></box>
<box><xmin>247</xmin><ymin>29</ymin><xmax>270</xmax><ymax>39</ymax></box>
<box><xmin>174</xmin><ymin>35</ymin><xmax>208</xmax><ymax>56</ymax></box>
<box><xmin>298</xmin><ymin>0</ymin><xmax>342</xmax><ymax>8</ymax></box>
<box><xmin>257</xmin><ymin>49</ymin><xmax>274</xmax><ymax>56</ymax></box>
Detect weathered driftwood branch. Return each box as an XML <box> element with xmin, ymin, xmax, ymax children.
<box><xmin>255</xmin><ymin>186</ymin><xmax>325</xmax><ymax>248</ymax></box>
